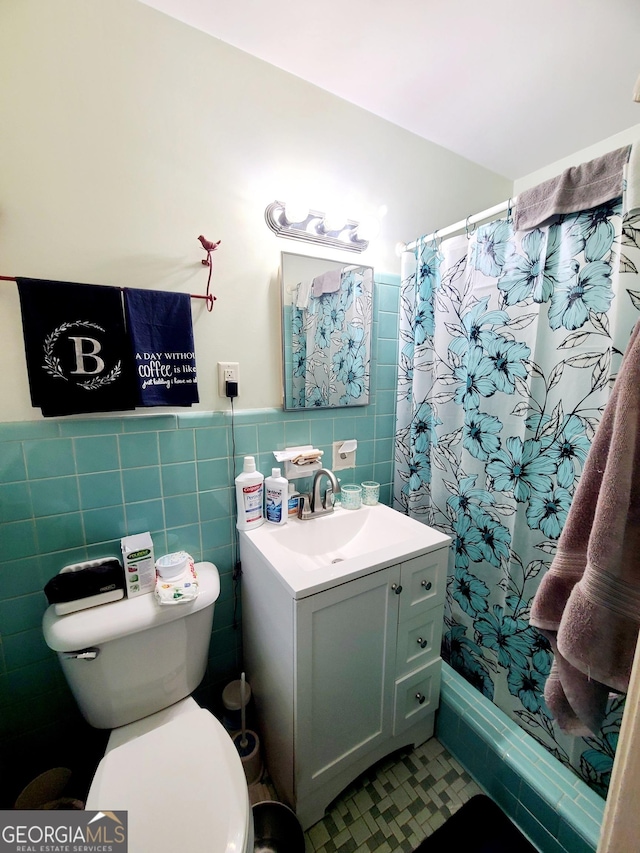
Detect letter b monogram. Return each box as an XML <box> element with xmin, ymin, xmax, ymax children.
<box><xmin>69</xmin><ymin>336</ymin><xmax>105</xmax><ymax>375</ymax></box>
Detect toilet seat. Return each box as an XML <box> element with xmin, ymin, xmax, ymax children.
<box><xmin>86</xmin><ymin>703</ymin><xmax>252</xmax><ymax>852</ymax></box>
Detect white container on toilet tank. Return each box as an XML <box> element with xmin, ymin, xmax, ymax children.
<box><xmin>120</xmin><ymin>531</ymin><xmax>155</xmax><ymax>597</ymax></box>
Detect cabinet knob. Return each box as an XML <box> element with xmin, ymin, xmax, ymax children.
<box><xmin>417</xmin><ymin>637</ymin><xmax>428</xmax><ymax>649</ymax></box>
<box><xmin>391</xmin><ymin>583</ymin><xmax>403</xmax><ymax>595</ymax></box>
<box><xmin>415</xmin><ymin>692</ymin><xmax>426</xmax><ymax>705</ymax></box>
<box><xmin>421</xmin><ymin>580</ymin><xmax>432</xmax><ymax>590</ymax></box>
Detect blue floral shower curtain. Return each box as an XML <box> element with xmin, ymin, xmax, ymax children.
<box><xmin>291</xmin><ymin>267</ymin><xmax>373</xmax><ymax>407</ymax></box>
<box><xmin>394</xmin><ymin>200</ymin><xmax>640</xmax><ymax>794</ymax></box>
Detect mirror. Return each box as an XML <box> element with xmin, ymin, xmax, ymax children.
<box><xmin>281</xmin><ymin>252</ymin><xmax>374</xmax><ymax>410</ymax></box>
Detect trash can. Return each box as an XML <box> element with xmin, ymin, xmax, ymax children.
<box><xmin>14</xmin><ymin>768</ymin><xmax>84</xmax><ymax>810</ymax></box>
<box><xmin>252</xmin><ymin>801</ymin><xmax>305</xmax><ymax>853</ymax></box>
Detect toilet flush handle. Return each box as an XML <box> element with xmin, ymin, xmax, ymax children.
<box><xmin>63</xmin><ymin>648</ymin><xmax>100</xmax><ymax>661</ymax></box>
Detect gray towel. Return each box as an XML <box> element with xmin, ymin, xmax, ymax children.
<box><xmin>311</xmin><ymin>269</ymin><xmax>342</xmax><ymax>297</ymax></box>
<box><xmin>625</xmin><ymin>141</ymin><xmax>640</xmax><ymax>217</ymax></box>
<box><xmin>530</xmin><ymin>320</ymin><xmax>640</xmax><ymax>734</ymax></box>
<box><xmin>515</xmin><ymin>145</ymin><xmax>631</xmax><ymax>231</ymax></box>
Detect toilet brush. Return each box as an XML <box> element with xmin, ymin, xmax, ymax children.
<box><xmin>232</xmin><ymin>671</ymin><xmax>262</xmax><ymax>784</ymax></box>
<box><xmin>240</xmin><ymin>672</ymin><xmax>248</xmax><ymax>748</ymax></box>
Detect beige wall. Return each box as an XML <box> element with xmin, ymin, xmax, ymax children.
<box><xmin>0</xmin><ymin>0</ymin><xmax>512</xmax><ymax>422</ymax></box>
<box><xmin>514</xmin><ymin>124</ymin><xmax>640</xmax><ymax>193</ymax></box>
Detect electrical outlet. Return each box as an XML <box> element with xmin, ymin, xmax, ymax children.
<box><xmin>217</xmin><ymin>362</ymin><xmax>239</xmax><ymax>397</ymax></box>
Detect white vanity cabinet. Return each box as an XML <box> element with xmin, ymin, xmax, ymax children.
<box><xmin>240</xmin><ymin>523</ymin><xmax>449</xmax><ymax>830</ymax></box>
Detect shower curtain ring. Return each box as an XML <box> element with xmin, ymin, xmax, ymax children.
<box><xmin>506</xmin><ymin>198</ymin><xmax>513</xmax><ymax>222</ymax></box>
<box><xmin>465</xmin><ymin>215</ymin><xmax>476</xmax><ymax>239</ymax></box>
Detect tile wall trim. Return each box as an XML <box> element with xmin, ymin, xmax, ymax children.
<box><xmin>436</xmin><ymin>663</ymin><xmax>604</xmax><ymax>853</ymax></box>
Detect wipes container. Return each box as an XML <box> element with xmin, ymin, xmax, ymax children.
<box><xmin>156</xmin><ymin>551</ymin><xmax>190</xmax><ymax>580</ymax></box>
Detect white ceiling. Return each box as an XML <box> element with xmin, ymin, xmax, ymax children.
<box><xmin>139</xmin><ymin>0</ymin><xmax>640</xmax><ymax>179</ymax></box>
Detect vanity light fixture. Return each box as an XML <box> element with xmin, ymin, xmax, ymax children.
<box><xmin>265</xmin><ymin>200</ymin><xmax>372</xmax><ymax>253</ymax></box>
<box><xmin>352</xmin><ymin>216</ymin><xmax>381</xmax><ymax>242</ymax></box>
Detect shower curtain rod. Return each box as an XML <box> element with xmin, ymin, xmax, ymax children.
<box><xmin>400</xmin><ymin>196</ymin><xmax>518</xmax><ymax>253</ymax></box>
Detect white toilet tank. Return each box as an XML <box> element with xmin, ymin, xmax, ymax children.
<box><xmin>43</xmin><ymin>561</ymin><xmax>220</xmax><ymax>729</ymax></box>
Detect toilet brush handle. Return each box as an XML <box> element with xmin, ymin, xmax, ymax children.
<box><xmin>240</xmin><ymin>672</ymin><xmax>248</xmax><ymax>748</ymax></box>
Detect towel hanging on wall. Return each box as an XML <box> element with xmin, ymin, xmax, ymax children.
<box><xmin>124</xmin><ymin>288</ymin><xmax>199</xmax><ymax>407</ymax></box>
<box><xmin>16</xmin><ymin>278</ymin><xmax>138</xmax><ymax>417</ymax></box>
<box><xmin>530</xmin><ymin>320</ymin><xmax>640</xmax><ymax>735</ymax></box>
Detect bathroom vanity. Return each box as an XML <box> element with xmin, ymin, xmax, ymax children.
<box><xmin>239</xmin><ymin>503</ymin><xmax>450</xmax><ymax>829</ymax></box>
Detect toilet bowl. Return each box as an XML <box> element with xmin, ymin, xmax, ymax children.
<box><xmin>43</xmin><ymin>562</ymin><xmax>253</xmax><ymax>853</ymax></box>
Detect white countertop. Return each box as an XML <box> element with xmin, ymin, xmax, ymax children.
<box><xmin>239</xmin><ymin>503</ymin><xmax>451</xmax><ymax>598</ymax></box>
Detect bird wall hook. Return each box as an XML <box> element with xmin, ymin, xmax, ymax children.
<box><xmin>198</xmin><ymin>235</ymin><xmax>221</xmax><ymax>311</ymax></box>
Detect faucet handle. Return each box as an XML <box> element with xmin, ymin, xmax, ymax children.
<box><xmin>324</xmin><ymin>486</ymin><xmax>335</xmax><ymax>509</ymax></box>
<box><xmin>298</xmin><ymin>493</ymin><xmax>312</xmax><ymax>519</ymax></box>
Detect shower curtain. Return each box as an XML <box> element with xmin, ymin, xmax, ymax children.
<box><xmin>291</xmin><ymin>267</ymin><xmax>373</xmax><ymax>407</ymax></box>
<box><xmin>394</xmin><ymin>198</ymin><xmax>640</xmax><ymax>794</ymax></box>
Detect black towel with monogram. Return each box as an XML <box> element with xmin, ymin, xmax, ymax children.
<box><xmin>17</xmin><ymin>278</ymin><xmax>138</xmax><ymax>417</ymax></box>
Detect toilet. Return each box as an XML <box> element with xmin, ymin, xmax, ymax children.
<box><xmin>42</xmin><ymin>561</ymin><xmax>253</xmax><ymax>853</ymax></box>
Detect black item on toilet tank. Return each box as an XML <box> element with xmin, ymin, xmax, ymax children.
<box><xmin>44</xmin><ymin>559</ymin><xmax>125</xmax><ymax>604</ymax></box>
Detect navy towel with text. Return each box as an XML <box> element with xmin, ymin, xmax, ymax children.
<box><xmin>124</xmin><ymin>288</ymin><xmax>199</xmax><ymax>407</ymax></box>
<box><xmin>16</xmin><ymin>278</ymin><xmax>138</xmax><ymax>417</ymax></box>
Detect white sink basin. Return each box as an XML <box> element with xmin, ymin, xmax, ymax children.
<box><xmin>240</xmin><ymin>503</ymin><xmax>450</xmax><ymax>598</ymax></box>
<box><xmin>265</xmin><ymin>505</ymin><xmax>423</xmax><ymax>566</ymax></box>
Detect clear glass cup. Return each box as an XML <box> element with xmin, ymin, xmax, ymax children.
<box><xmin>340</xmin><ymin>484</ymin><xmax>362</xmax><ymax>510</ymax></box>
<box><xmin>361</xmin><ymin>481</ymin><xmax>380</xmax><ymax>505</ymax></box>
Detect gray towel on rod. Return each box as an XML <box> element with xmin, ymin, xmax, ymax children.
<box><xmin>311</xmin><ymin>269</ymin><xmax>342</xmax><ymax>297</ymax></box>
<box><xmin>514</xmin><ymin>145</ymin><xmax>631</xmax><ymax>231</ymax></box>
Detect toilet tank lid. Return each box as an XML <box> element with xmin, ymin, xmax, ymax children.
<box><xmin>42</xmin><ymin>561</ymin><xmax>220</xmax><ymax>652</ymax></box>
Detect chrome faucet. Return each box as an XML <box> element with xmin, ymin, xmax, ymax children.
<box><xmin>298</xmin><ymin>468</ymin><xmax>341</xmax><ymax>519</ymax></box>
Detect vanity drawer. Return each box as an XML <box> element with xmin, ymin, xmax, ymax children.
<box><xmin>395</xmin><ymin>604</ymin><xmax>444</xmax><ymax>678</ymax></box>
<box><xmin>399</xmin><ymin>549</ymin><xmax>447</xmax><ymax>621</ymax></box>
<box><xmin>393</xmin><ymin>658</ymin><xmax>441</xmax><ymax>737</ymax></box>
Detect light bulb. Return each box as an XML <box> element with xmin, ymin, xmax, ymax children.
<box><xmin>322</xmin><ymin>210</ymin><xmax>347</xmax><ymax>233</ymax></box>
<box><xmin>353</xmin><ymin>216</ymin><xmax>380</xmax><ymax>242</ymax></box>
<box><xmin>283</xmin><ymin>201</ymin><xmax>309</xmax><ymax>225</ymax></box>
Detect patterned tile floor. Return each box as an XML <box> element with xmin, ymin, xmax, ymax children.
<box><xmin>254</xmin><ymin>738</ymin><xmax>482</xmax><ymax>853</ymax></box>
<box><xmin>304</xmin><ymin>739</ymin><xmax>482</xmax><ymax>852</ymax></box>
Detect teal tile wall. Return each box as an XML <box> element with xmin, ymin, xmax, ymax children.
<box><xmin>436</xmin><ymin>663</ymin><xmax>604</xmax><ymax>853</ymax></box>
<box><xmin>0</xmin><ymin>275</ymin><xmax>400</xmax><ymax>803</ymax></box>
